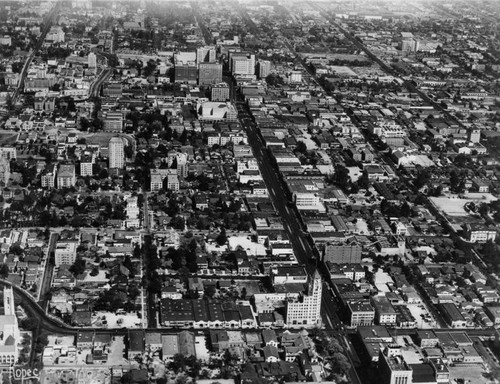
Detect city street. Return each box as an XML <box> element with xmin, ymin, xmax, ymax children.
<box><xmin>238</xmin><ymin>107</ymin><xmax>343</xmax><ymax>330</ymax></box>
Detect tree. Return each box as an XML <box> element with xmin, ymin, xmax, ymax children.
<box><xmin>34</xmin><ymin>335</ymin><xmax>49</xmax><ymax>354</ymax></box>
<box><xmin>124</xmin><ymin>145</ymin><xmax>134</xmax><ymax>159</ymax></box>
<box><xmin>357</xmin><ymin>171</ymin><xmax>370</xmax><ymax>190</ymax></box>
<box><xmin>170</xmin><ymin>353</ymin><xmax>186</xmax><ymax>372</ymax></box>
<box><xmin>71</xmin><ymin>215</ymin><xmax>86</xmax><ymax>228</ymax></box>
<box><xmin>9</xmin><ymin>243</ymin><xmax>23</xmax><ymax>255</ymax></box>
<box><xmin>90</xmin><ymin>266</ymin><xmax>99</xmax><ymax>276</ymax></box>
<box><xmin>80</xmin><ymin>117</ymin><xmax>90</xmax><ymax>131</ymax></box>
<box><xmin>449</xmin><ymin>170</ymin><xmax>463</xmax><ymax>192</ymax></box>
<box><xmin>186</xmin><ymin>249</ymin><xmax>198</xmax><ymax>273</ymax></box>
<box><xmin>69</xmin><ymin>258</ymin><xmax>86</xmax><ymax>276</ymax></box>
<box><xmin>12</xmin><ymin>62</ymin><xmax>24</xmax><ymax>73</ymax></box>
<box><xmin>228</xmin><ymin>200</ymin><xmax>242</xmax><ymax>212</ymax></box>
<box><xmin>400</xmin><ymin>201</ymin><xmax>411</xmax><ymax>218</ymax></box>
<box><xmin>240</xmin><ymin>287</ymin><xmax>247</xmax><ymax>299</ymax></box>
<box><xmin>265</xmin><ymin>74</ymin><xmax>284</xmax><ymax>86</ymax></box>
<box><xmin>478</xmin><ymin>203</ymin><xmax>489</xmax><ymax>216</ymax></box>
<box><xmin>0</xmin><ymin>264</ymin><xmax>9</xmax><ymax>279</ymax></box>
<box><xmin>123</xmin><ymin>255</ymin><xmax>134</xmax><ymax>273</ymax></box>
<box><xmin>414</xmin><ymin>168</ymin><xmax>430</xmax><ymax>189</ymax></box>
<box><xmin>333</xmin><ymin>165</ymin><xmax>350</xmax><ymax>190</ymax></box>
<box><xmin>128</xmin><ymin>284</ymin><xmax>140</xmax><ymax>301</ymax></box>
<box><xmin>331</xmin><ymin>352</ymin><xmax>351</xmax><ymax>374</ymax></box>
<box><xmin>167</xmin><ymin>248</ymin><xmax>183</xmax><ymax>270</ymax></box>
<box><xmin>204</xmin><ymin>285</ymin><xmax>216</xmax><ymax>298</ymax></box>
<box><xmin>481</xmin><ymin>240</ymin><xmax>500</xmax><ymax>271</ymax></box>
<box><xmin>295</xmin><ymin>141</ymin><xmax>307</xmax><ymax>154</ymax></box>
<box><xmin>454</xmin><ymin>154</ymin><xmax>469</xmax><ymax>168</ymax></box>
<box><xmin>98</xmin><ymin>167</ymin><xmax>109</xmax><ymax>179</ymax></box>
<box><xmin>20</xmin><ymin>318</ymin><xmax>38</xmax><ymax>331</ymax></box>
<box><xmin>170</xmin><ymin>216</ymin><xmax>185</xmax><ymax>231</ymax></box>
<box><xmin>216</xmin><ymin>227</ymin><xmax>227</xmax><ymax>246</ymax></box>
<box><xmin>143</xmin><ymin>59</ymin><xmax>157</xmax><ymax>77</ymax></box>
<box><xmin>326</xmin><ymin>337</ymin><xmax>344</xmax><ymax>355</ymax></box>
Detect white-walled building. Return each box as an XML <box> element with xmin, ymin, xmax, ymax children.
<box><xmin>286</xmin><ymin>271</ymin><xmax>322</xmax><ymax>327</ymax></box>
<box><xmin>0</xmin><ymin>287</ymin><xmax>19</xmax><ymax>367</ymax></box>
<box><xmin>54</xmin><ymin>242</ymin><xmax>78</xmax><ymax>266</ymax></box>
<box><xmin>109</xmin><ymin>137</ymin><xmax>125</xmax><ymax>169</ymax></box>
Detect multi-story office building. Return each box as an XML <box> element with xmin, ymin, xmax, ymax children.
<box><xmin>103</xmin><ymin>111</ymin><xmax>123</xmax><ymax>132</ymax></box>
<box><xmin>196</xmin><ymin>46</ymin><xmax>216</xmax><ymax>65</ymax></box>
<box><xmin>469</xmin><ymin>129</ymin><xmax>480</xmax><ymax>143</ymax></box>
<box><xmin>57</xmin><ymin>164</ymin><xmax>76</xmax><ymax>188</ymax></box>
<box><xmin>258</xmin><ymin>60</ymin><xmax>271</xmax><ymax>78</ymax></box>
<box><xmin>42</xmin><ymin>164</ymin><xmax>57</xmax><ymax>188</ymax></box>
<box><xmin>176</xmin><ymin>153</ymin><xmax>188</xmax><ymax>178</ymax></box>
<box><xmin>54</xmin><ymin>241</ymin><xmax>78</xmax><ymax>266</ymax></box>
<box><xmin>371</xmin><ymin>295</ymin><xmax>397</xmax><ymax>325</ymax></box>
<box><xmin>198</xmin><ymin>63</ymin><xmax>222</xmax><ymax>85</ymax></box>
<box><xmin>109</xmin><ymin>137</ymin><xmax>125</xmax><ymax>169</ymax></box>
<box><xmin>150</xmin><ymin>169</ymin><xmax>172</xmax><ymax>192</ymax></box>
<box><xmin>286</xmin><ymin>271</ymin><xmax>322</xmax><ymax>327</ymax></box>
<box><xmin>211</xmin><ymin>83</ymin><xmax>230</xmax><ymax>101</ymax></box>
<box><xmin>175</xmin><ymin>62</ymin><xmax>198</xmax><ymax>84</ymax></box>
<box><xmin>464</xmin><ymin>223</ymin><xmax>497</xmax><ymax>243</ymax></box>
<box><xmin>230</xmin><ymin>53</ymin><xmax>255</xmax><ymax>75</ymax></box>
<box><xmin>167</xmin><ymin>174</ymin><xmax>180</xmax><ymax>191</ymax></box>
<box><xmin>79</xmin><ymin>156</ymin><xmax>93</xmax><ymax>176</ymax></box>
<box><xmin>379</xmin><ymin>346</ymin><xmax>413</xmax><ymax>384</ymax></box>
<box><xmin>88</xmin><ymin>52</ymin><xmax>97</xmax><ymax>68</ymax></box>
<box><xmin>347</xmin><ymin>300</ymin><xmax>375</xmax><ymax>327</ymax></box>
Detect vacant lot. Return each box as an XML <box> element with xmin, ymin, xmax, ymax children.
<box><xmin>430</xmin><ymin>194</ymin><xmax>497</xmax><ymax>217</ymax></box>
<box><xmin>448</xmin><ymin>365</ymin><xmax>491</xmax><ymax>384</ymax></box>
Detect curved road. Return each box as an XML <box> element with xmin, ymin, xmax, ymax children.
<box><xmin>0</xmin><ymin>279</ymin><xmax>75</xmax><ymax>334</ymax></box>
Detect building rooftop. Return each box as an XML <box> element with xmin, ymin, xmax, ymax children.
<box><xmin>348</xmin><ymin>300</ymin><xmax>374</xmax><ymax>312</ymax></box>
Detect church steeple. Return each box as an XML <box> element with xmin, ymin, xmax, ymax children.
<box><xmin>3</xmin><ymin>287</ymin><xmax>15</xmax><ymax>316</ymax></box>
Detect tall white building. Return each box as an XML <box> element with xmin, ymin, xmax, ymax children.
<box><xmin>231</xmin><ymin>53</ymin><xmax>255</xmax><ymax>76</ymax></box>
<box><xmin>469</xmin><ymin>129</ymin><xmax>480</xmax><ymax>143</ymax></box>
<box><xmin>0</xmin><ymin>157</ymin><xmax>10</xmax><ymax>185</ymax></box>
<box><xmin>88</xmin><ymin>52</ymin><xmax>97</xmax><ymax>68</ymax></box>
<box><xmin>126</xmin><ymin>196</ymin><xmax>140</xmax><ymax>221</ymax></box>
<box><xmin>0</xmin><ymin>287</ymin><xmax>20</xmax><ymax>366</ymax></box>
<box><xmin>56</xmin><ymin>164</ymin><xmax>76</xmax><ymax>188</ymax></box>
<box><xmin>196</xmin><ymin>46</ymin><xmax>216</xmax><ymax>65</ymax></box>
<box><xmin>3</xmin><ymin>287</ymin><xmax>15</xmax><ymax>316</ymax></box>
<box><xmin>289</xmin><ymin>71</ymin><xmax>302</xmax><ymax>84</ymax></box>
<box><xmin>46</xmin><ymin>26</ymin><xmax>65</xmax><ymax>43</ymax></box>
<box><xmin>80</xmin><ymin>156</ymin><xmax>94</xmax><ymax>177</ymax></box>
<box><xmin>54</xmin><ymin>242</ymin><xmax>77</xmax><ymax>266</ymax></box>
<box><xmin>286</xmin><ymin>271</ymin><xmax>322</xmax><ymax>327</ymax></box>
<box><xmin>258</xmin><ymin>60</ymin><xmax>271</xmax><ymax>78</ymax></box>
<box><xmin>176</xmin><ymin>153</ymin><xmax>188</xmax><ymax>178</ymax></box>
<box><xmin>109</xmin><ymin>137</ymin><xmax>125</xmax><ymax>169</ymax></box>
